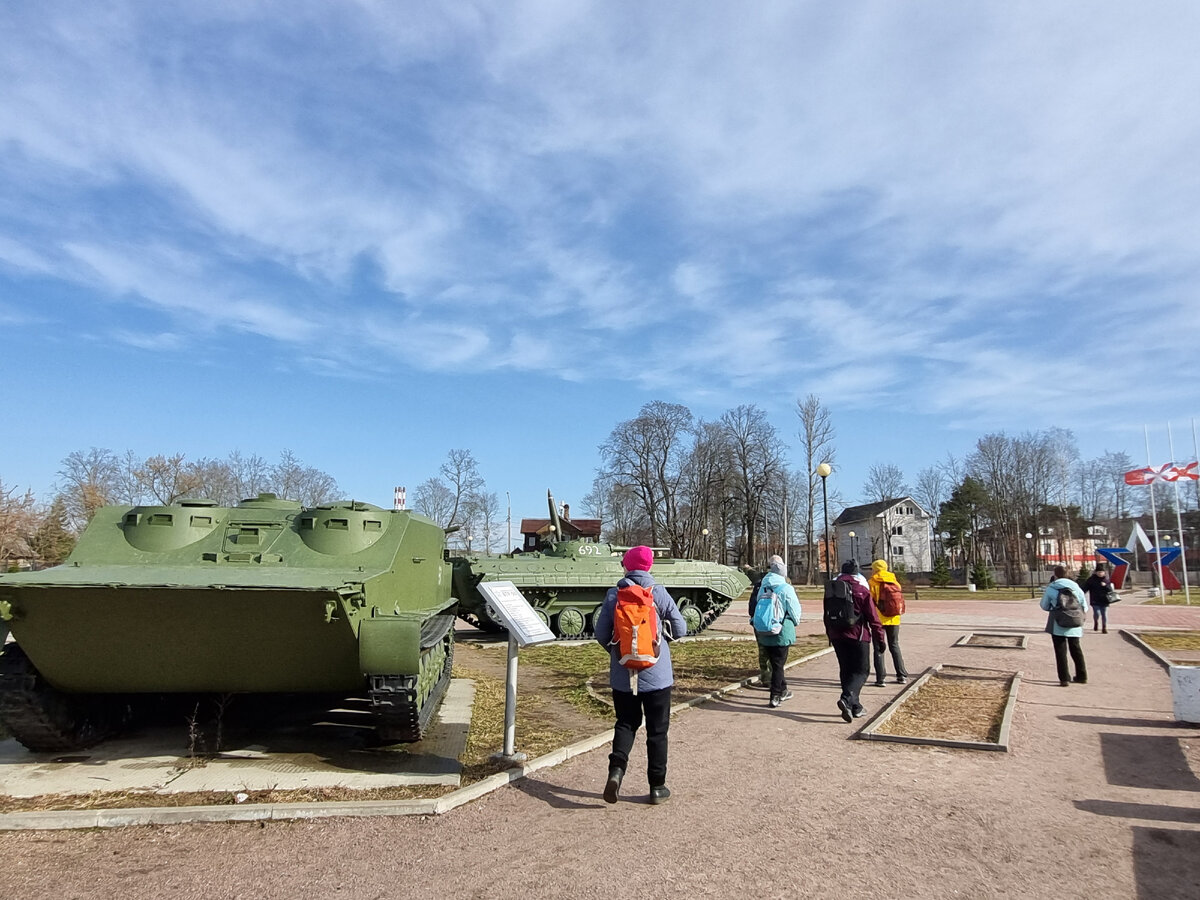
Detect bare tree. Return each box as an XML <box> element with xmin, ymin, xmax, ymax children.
<box><xmin>585</xmin><ymin>473</ymin><xmax>650</xmax><ymax>547</ymax></box>
<box><xmin>795</xmin><ymin>394</ymin><xmax>837</xmax><ymax>583</ymax></box>
<box><xmin>227</xmin><ymin>450</ymin><xmax>272</xmax><ymax>501</ymax></box>
<box><xmin>913</xmin><ymin>466</ymin><xmax>948</xmax><ymax>535</ymax></box>
<box><xmin>413</xmin><ymin>477</ymin><xmax>455</xmax><ymax>528</ymax></box>
<box><xmin>969</xmin><ymin>433</ymin><xmax>1022</xmax><ymax>581</ymax></box>
<box><xmin>134</xmin><ymin>453</ymin><xmax>207</xmax><ymax>505</ymax></box>
<box><xmin>598</xmin><ymin>401</ymin><xmax>694</xmax><ymax>552</ymax></box>
<box><xmin>268</xmin><ymin>450</ymin><xmax>339</xmax><ymax>506</ymax></box>
<box><xmin>463</xmin><ymin>489</ymin><xmax>501</xmax><ymax>553</ymax></box>
<box><xmin>440</xmin><ymin>449</ymin><xmax>484</xmax><ymax>530</ymax></box>
<box><xmin>862</xmin><ymin>463</ymin><xmax>909</xmax><ymax>559</ymax></box>
<box><xmin>722</xmin><ymin>404</ymin><xmax>786</xmax><ymax>568</ymax></box>
<box><xmin>56</xmin><ymin>448</ymin><xmax>121</xmax><ymax>531</ymax></box>
<box><xmin>0</xmin><ymin>479</ymin><xmax>39</xmax><ymax>566</ymax></box>
<box><xmin>188</xmin><ymin>457</ymin><xmax>241</xmax><ymax>506</ymax></box>
<box><xmin>1099</xmin><ymin>450</ymin><xmax>1134</xmax><ymax>520</ymax></box>
<box><xmin>676</xmin><ymin>420</ymin><xmax>733</xmax><ymax>559</ymax></box>
<box><xmin>938</xmin><ymin>452</ymin><xmax>965</xmax><ymax>489</ymax></box>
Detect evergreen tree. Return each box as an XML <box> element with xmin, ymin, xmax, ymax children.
<box><xmin>31</xmin><ymin>496</ymin><xmax>75</xmax><ymax>566</ymax></box>
<box><xmin>970</xmin><ymin>560</ymin><xmax>996</xmax><ymax>589</ymax></box>
<box><xmin>930</xmin><ymin>555</ymin><xmax>951</xmax><ymax>587</ymax></box>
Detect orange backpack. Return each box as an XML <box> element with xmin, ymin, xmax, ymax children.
<box><xmin>612</xmin><ymin>583</ymin><xmax>661</xmax><ymax>694</ymax></box>
<box><xmin>878</xmin><ymin>581</ymin><xmax>905</xmax><ymax>617</ymax></box>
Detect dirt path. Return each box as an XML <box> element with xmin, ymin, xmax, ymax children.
<box><xmin>1</xmin><ymin>603</ymin><xmax>1199</xmax><ymax>899</ymax></box>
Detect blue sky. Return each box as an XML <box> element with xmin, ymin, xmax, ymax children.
<box><xmin>2</xmin><ymin>1</ymin><xmax>1199</xmax><ymax>523</ymax></box>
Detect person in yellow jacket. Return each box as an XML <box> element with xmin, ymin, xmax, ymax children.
<box><xmin>868</xmin><ymin>559</ymin><xmax>910</xmax><ymax>686</ymax></box>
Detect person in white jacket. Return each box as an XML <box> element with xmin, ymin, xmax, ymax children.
<box><xmin>1039</xmin><ymin>565</ymin><xmax>1089</xmax><ymax>687</ymax></box>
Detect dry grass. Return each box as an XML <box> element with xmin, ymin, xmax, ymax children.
<box><xmin>964</xmin><ymin>634</ymin><xmax>1025</xmax><ymax>648</ymax></box>
<box><xmin>875</xmin><ymin>667</ymin><xmax>1013</xmax><ymax>744</ymax></box>
<box><xmin>1135</xmin><ymin>631</ymin><xmax>1200</xmax><ymax>651</ymax></box>
<box><xmin>455</xmin><ymin>662</ymin><xmax>580</xmax><ymax>783</ymax></box>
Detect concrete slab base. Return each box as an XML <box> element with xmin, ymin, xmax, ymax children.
<box><xmin>0</xmin><ymin>679</ymin><xmax>475</xmax><ymax>798</ymax></box>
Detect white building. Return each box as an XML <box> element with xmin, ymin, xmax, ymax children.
<box><xmin>832</xmin><ymin>497</ymin><xmax>933</xmax><ymax>572</ymax></box>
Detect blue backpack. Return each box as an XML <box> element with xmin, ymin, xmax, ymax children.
<box><xmin>752</xmin><ymin>582</ymin><xmax>785</xmax><ymax>634</ymax></box>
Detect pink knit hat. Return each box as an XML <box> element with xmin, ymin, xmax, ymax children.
<box><xmin>622</xmin><ymin>546</ymin><xmax>654</xmax><ymax>572</ymax></box>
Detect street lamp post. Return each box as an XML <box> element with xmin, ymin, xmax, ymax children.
<box><xmin>1025</xmin><ymin>532</ymin><xmax>1034</xmax><ymax>596</ymax></box>
<box><xmin>701</xmin><ymin>527</ymin><xmax>709</xmax><ymax>562</ymax></box>
<box><xmin>817</xmin><ymin>462</ymin><xmax>832</xmax><ymax>583</ymax></box>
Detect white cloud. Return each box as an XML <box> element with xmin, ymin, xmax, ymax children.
<box><xmin>0</xmin><ymin>0</ymin><xmax>1198</xmax><ymax>451</ymax></box>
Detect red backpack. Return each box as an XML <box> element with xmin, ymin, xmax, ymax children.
<box><xmin>878</xmin><ymin>581</ymin><xmax>905</xmax><ymax>617</ymax></box>
<box><xmin>612</xmin><ymin>583</ymin><xmax>661</xmax><ymax>694</ymax></box>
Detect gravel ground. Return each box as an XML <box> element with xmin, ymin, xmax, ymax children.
<box><xmin>1</xmin><ymin>599</ymin><xmax>1199</xmax><ymax>899</ymax></box>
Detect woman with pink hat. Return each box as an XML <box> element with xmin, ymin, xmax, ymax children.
<box><xmin>594</xmin><ymin>545</ymin><xmax>687</xmax><ymax>805</ymax></box>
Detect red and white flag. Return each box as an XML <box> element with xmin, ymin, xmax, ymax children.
<box><xmin>1170</xmin><ymin>461</ymin><xmax>1199</xmax><ymax>481</ymax></box>
<box><xmin>1124</xmin><ymin>464</ymin><xmax>1175</xmax><ymax>486</ymax></box>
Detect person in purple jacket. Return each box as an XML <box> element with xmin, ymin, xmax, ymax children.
<box><xmin>594</xmin><ymin>545</ymin><xmax>688</xmax><ymax>806</ymax></box>
<box><xmin>825</xmin><ymin>560</ymin><xmax>887</xmax><ymax>722</ymax></box>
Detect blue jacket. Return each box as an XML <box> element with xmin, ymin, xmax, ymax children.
<box><xmin>751</xmin><ymin>572</ymin><xmax>802</xmax><ymax>646</ymax></box>
<box><xmin>1040</xmin><ymin>577</ymin><xmax>1089</xmax><ymax>637</ymax></box>
<box><xmin>594</xmin><ymin>570</ymin><xmax>688</xmax><ymax>694</ymax></box>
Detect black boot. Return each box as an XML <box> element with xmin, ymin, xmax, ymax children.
<box><xmin>604</xmin><ymin>766</ymin><xmax>624</xmax><ymax>804</ymax></box>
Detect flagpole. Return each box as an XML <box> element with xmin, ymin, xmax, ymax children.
<box><xmin>1169</xmin><ymin>423</ymin><xmax>1191</xmax><ymax>604</ymax></box>
<box><xmin>1145</xmin><ymin>425</ymin><xmax>1166</xmax><ymax>602</ymax></box>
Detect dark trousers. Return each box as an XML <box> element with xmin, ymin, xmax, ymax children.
<box><xmin>610</xmin><ymin>686</ymin><xmax>672</xmax><ymax>788</ymax></box>
<box><xmin>758</xmin><ymin>643</ymin><xmax>771</xmax><ymax>681</ymax></box>
<box><xmin>764</xmin><ymin>644</ymin><xmax>790</xmax><ymax>697</ymax></box>
<box><xmin>873</xmin><ymin>624</ymin><xmax>909</xmax><ymax>680</ymax></box>
<box><xmin>1051</xmin><ymin>634</ymin><xmax>1088</xmax><ymax>684</ymax></box>
<box><xmin>832</xmin><ymin>638</ymin><xmax>871</xmax><ymax>712</ymax></box>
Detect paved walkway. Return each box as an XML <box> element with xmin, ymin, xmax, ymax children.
<box><xmin>0</xmin><ymin>600</ymin><xmax>1198</xmax><ymax>899</ymax></box>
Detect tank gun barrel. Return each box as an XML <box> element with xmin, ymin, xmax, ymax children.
<box><xmin>546</xmin><ymin>489</ymin><xmax>564</xmax><ymax>543</ymax></box>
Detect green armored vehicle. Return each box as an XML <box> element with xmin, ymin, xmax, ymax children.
<box><xmin>452</xmin><ymin>492</ymin><xmax>750</xmax><ymax>639</ymax></box>
<box><xmin>0</xmin><ymin>494</ymin><xmax>456</xmax><ymax>752</ymax></box>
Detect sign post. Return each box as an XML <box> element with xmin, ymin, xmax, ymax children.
<box><xmin>477</xmin><ymin>581</ymin><xmax>556</xmax><ymax>762</ymax></box>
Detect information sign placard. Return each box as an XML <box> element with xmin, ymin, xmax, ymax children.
<box><xmin>477</xmin><ymin>581</ymin><xmax>556</xmax><ymax>647</ymax></box>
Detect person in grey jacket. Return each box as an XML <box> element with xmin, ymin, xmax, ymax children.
<box><xmin>1040</xmin><ymin>565</ymin><xmax>1089</xmax><ymax>687</ymax></box>
<box><xmin>752</xmin><ymin>555</ymin><xmax>802</xmax><ymax>708</ymax></box>
<box><xmin>594</xmin><ymin>545</ymin><xmax>687</xmax><ymax>805</ymax></box>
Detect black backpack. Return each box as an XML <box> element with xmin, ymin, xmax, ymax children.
<box><xmin>1052</xmin><ymin>586</ymin><xmax>1085</xmax><ymax>628</ymax></box>
<box><xmin>823</xmin><ymin>578</ymin><xmax>861</xmax><ymax>629</ymax></box>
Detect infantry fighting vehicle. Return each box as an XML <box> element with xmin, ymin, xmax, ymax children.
<box><xmin>0</xmin><ymin>495</ymin><xmax>456</xmax><ymax>752</ymax></box>
<box><xmin>452</xmin><ymin>492</ymin><xmax>750</xmax><ymax>639</ymax></box>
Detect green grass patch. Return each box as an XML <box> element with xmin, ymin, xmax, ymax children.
<box><xmin>792</xmin><ymin>585</ymin><xmax>1038</xmax><ymax>602</ymax></box>
<box><xmin>1142</xmin><ymin>593</ymin><xmax>1200</xmax><ymax>606</ymax></box>
<box><xmin>907</xmin><ymin>587</ymin><xmax>1039</xmax><ymax>602</ymax></box>
<box><xmin>1134</xmin><ymin>631</ymin><xmax>1200</xmax><ymax>651</ymax></box>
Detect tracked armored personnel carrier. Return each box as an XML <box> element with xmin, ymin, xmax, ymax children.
<box><xmin>0</xmin><ymin>494</ymin><xmax>456</xmax><ymax>752</ymax></box>
<box><xmin>452</xmin><ymin>492</ymin><xmax>750</xmax><ymax>638</ymax></box>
